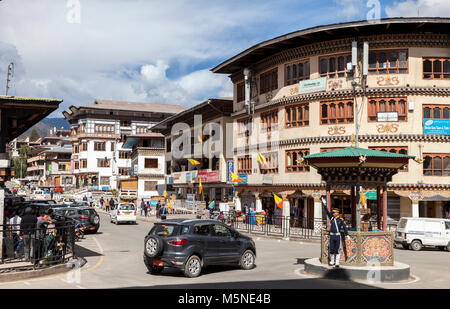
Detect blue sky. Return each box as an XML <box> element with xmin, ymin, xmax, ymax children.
<box><xmin>0</xmin><ymin>0</ymin><xmax>449</xmax><ymax>116</ymax></box>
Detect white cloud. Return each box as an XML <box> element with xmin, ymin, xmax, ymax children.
<box><xmin>385</xmin><ymin>0</ymin><xmax>450</xmax><ymax>17</ymax></box>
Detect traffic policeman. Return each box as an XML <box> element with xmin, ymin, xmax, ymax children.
<box><xmin>323</xmin><ymin>204</ymin><xmax>350</xmax><ymax>268</ymax></box>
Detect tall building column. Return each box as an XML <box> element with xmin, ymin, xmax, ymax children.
<box><xmin>254</xmin><ymin>192</ymin><xmax>262</xmax><ymax>212</ymax></box>
<box><xmin>313</xmin><ymin>197</ymin><xmax>323</xmax><ymax>233</ymax></box>
<box><xmin>281</xmin><ymin>194</ymin><xmax>291</xmax><ymax>240</ymax></box>
<box><xmin>412</xmin><ymin>200</ymin><xmax>419</xmax><ymax>218</ymax></box>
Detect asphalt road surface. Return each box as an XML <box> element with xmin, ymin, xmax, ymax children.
<box><xmin>0</xmin><ymin>212</ymin><xmax>449</xmax><ymax>289</ymax></box>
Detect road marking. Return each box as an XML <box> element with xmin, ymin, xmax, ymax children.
<box><xmin>83</xmin><ymin>236</ymin><xmax>104</xmax><ymax>273</ymax></box>
<box><xmin>23</xmin><ymin>281</ymin><xmax>31</xmax><ymax>286</ymax></box>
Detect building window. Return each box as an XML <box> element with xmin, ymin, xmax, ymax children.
<box><xmin>166</xmin><ymin>139</ymin><xmax>171</xmax><ymax>152</ymax></box>
<box><xmin>94</xmin><ymin>142</ymin><xmax>106</xmax><ymax>151</ymax></box>
<box><xmin>144</xmin><ymin>158</ymin><xmax>158</xmax><ymax>168</ymax></box>
<box><xmin>119</xmin><ymin>168</ymin><xmax>129</xmax><ymax>176</ymax></box>
<box><xmin>97</xmin><ymin>159</ymin><xmax>110</xmax><ymax>168</ymax></box>
<box><xmin>369</xmin><ymin>146</ymin><xmax>409</xmax><ymax>171</ymax></box>
<box><xmin>423</xmin><ymin>104</ymin><xmax>450</xmax><ymax>119</ymax></box>
<box><xmin>237</xmin><ymin>117</ymin><xmax>252</xmax><ymax>137</ymax></box>
<box><xmin>237</xmin><ymin>156</ymin><xmax>252</xmax><ymax>174</ymax></box>
<box><xmin>77</xmin><ymin>125</ymin><xmax>85</xmax><ymax>134</ymax></box>
<box><xmin>259</xmin><ymin>68</ymin><xmax>278</xmax><ymax>95</ymax></box>
<box><xmin>320</xmin><ymin>100</ymin><xmax>354</xmax><ymax>124</ymax></box>
<box><xmin>58</xmin><ymin>164</ymin><xmax>67</xmax><ymax>171</ymax></box>
<box><xmin>285</xmin><ymin>103</ymin><xmax>309</xmax><ymax>128</ymax></box>
<box><xmin>260</xmin><ymin>110</ymin><xmax>278</xmax><ymax>132</ymax></box>
<box><xmin>368</xmin><ymin>50</ymin><xmax>408</xmax><ymax>75</ymax></box>
<box><xmin>119</xmin><ymin>151</ymin><xmax>130</xmax><ymax>159</ymax></box>
<box><xmin>319</xmin><ymin>54</ymin><xmax>352</xmax><ymax>78</ymax></box>
<box><xmin>423</xmin><ymin>154</ymin><xmax>450</xmax><ymax>176</ymax></box>
<box><xmin>80</xmin><ymin>159</ymin><xmax>87</xmax><ymax>169</ymax></box>
<box><xmin>286</xmin><ymin>149</ymin><xmax>310</xmax><ymax>173</ymax></box>
<box><xmin>144</xmin><ymin>181</ymin><xmax>158</xmax><ymax>191</ymax></box>
<box><xmin>74</xmin><ymin>161</ymin><xmax>79</xmax><ymax>170</ymax></box>
<box><xmin>73</xmin><ymin>144</ymin><xmax>79</xmax><ymax>153</ymax></box>
<box><xmin>136</xmin><ymin>126</ymin><xmax>147</xmax><ymax>134</ymax></box>
<box><xmin>423</xmin><ymin>57</ymin><xmax>450</xmax><ymax>79</ymax></box>
<box><xmin>80</xmin><ymin>142</ymin><xmax>88</xmax><ymax>151</ymax></box>
<box><xmin>236</xmin><ymin>82</ymin><xmax>245</xmax><ymax>102</ymax></box>
<box><xmin>260</xmin><ymin>152</ymin><xmax>278</xmax><ymax>174</ymax></box>
<box><xmin>285</xmin><ymin>60</ymin><xmax>310</xmax><ymax>85</ymax></box>
<box><xmin>100</xmin><ymin>177</ymin><xmax>110</xmax><ymax>186</ymax></box>
<box><xmin>368</xmin><ymin>98</ymin><xmax>407</xmax><ymax>122</ymax></box>
<box><xmin>95</xmin><ymin>125</ymin><xmax>114</xmax><ymax>134</ymax></box>
<box><xmin>111</xmin><ymin>142</ymin><xmax>115</xmax><ymax>152</ymax></box>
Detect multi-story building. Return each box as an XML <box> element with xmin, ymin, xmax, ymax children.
<box><xmin>151</xmin><ymin>98</ymin><xmax>234</xmax><ymax>204</ymax></box>
<box><xmin>120</xmin><ymin>133</ymin><xmax>166</xmax><ymax>205</ymax></box>
<box><xmin>26</xmin><ymin>128</ymin><xmax>73</xmax><ymax>189</ymax></box>
<box><xmin>211</xmin><ymin>18</ymin><xmax>450</xmax><ymax>223</ymax></box>
<box><xmin>62</xmin><ymin>100</ymin><xmax>184</xmax><ymax>191</ymax></box>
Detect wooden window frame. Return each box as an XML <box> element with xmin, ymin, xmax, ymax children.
<box><xmin>259</xmin><ymin>68</ymin><xmax>278</xmax><ymax>95</ymax></box>
<box><xmin>144</xmin><ymin>181</ymin><xmax>158</xmax><ymax>191</ymax></box>
<box><xmin>260</xmin><ymin>110</ymin><xmax>279</xmax><ymax>132</ymax></box>
<box><xmin>144</xmin><ymin>158</ymin><xmax>158</xmax><ymax>169</ymax></box>
<box><xmin>94</xmin><ymin>142</ymin><xmax>106</xmax><ymax>151</ymax></box>
<box><xmin>423</xmin><ymin>153</ymin><xmax>450</xmax><ymax>176</ymax></box>
<box><xmin>80</xmin><ymin>142</ymin><xmax>88</xmax><ymax>152</ymax></box>
<box><xmin>320</xmin><ymin>100</ymin><xmax>354</xmax><ymax>125</ymax></box>
<box><xmin>319</xmin><ymin>53</ymin><xmax>352</xmax><ymax>78</ymax></box>
<box><xmin>368</xmin><ymin>49</ymin><xmax>408</xmax><ymax>75</ymax></box>
<box><xmin>74</xmin><ymin>161</ymin><xmax>79</xmax><ymax>170</ymax></box>
<box><xmin>369</xmin><ymin>146</ymin><xmax>409</xmax><ymax>171</ymax></box>
<box><xmin>285</xmin><ymin>59</ymin><xmax>310</xmax><ymax>86</ymax></box>
<box><xmin>422</xmin><ymin>57</ymin><xmax>450</xmax><ymax>80</ymax></box>
<box><xmin>260</xmin><ymin>152</ymin><xmax>278</xmax><ymax>174</ymax></box>
<box><xmin>118</xmin><ymin>168</ymin><xmax>129</xmax><ymax>176</ymax></box>
<box><xmin>237</xmin><ymin>117</ymin><xmax>252</xmax><ymax>137</ymax></box>
<box><xmin>237</xmin><ymin>156</ymin><xmax>252</xmax><ymax>174</ymax></box>
<box><xmin>422</xmin><ymin>104</ymin><xmax>450</xmax><ymax>120</ymax></box>
<box><xmin>285</xmin><ymin>103</ymin><xmax>309</xmax><ymax>128</ymax></box>
<box><xmin>119</xmin><ymin>151</ymin><xmax>130</xmax><ymax>159</ymax></box>
<box><xmin>285</xmin><ymin>149</ymin><xmax>310</xmax><ymax>173</ymax></box>
<box><xmin>80</xmin><ymin>159</ymin><xmax>87</xmax><ymax>169</ymax></box>
<box><xmin>368</xmin><ymin>98</ymin><xmax>407</xmax><ymax>122</ymax></box>
<box><xmin>97</xmin><ymin>159</ymin><xmax>110</xmax><ymax>168</ymax></box>
<box><xmin>236</xmin><ymin>82</ymin><xmax>245</xmax><ymax>103</ymax></box>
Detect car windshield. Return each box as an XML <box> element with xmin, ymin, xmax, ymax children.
<box><xmin>150</xmin><ymin>224</ymin><xmax>177</xmax><ymax>237</ymax></box>
<box><xmin>119</xmin><ymin>204</ymin><xmax>135</xmax><ymax>210</ymax></box>
<box><xmin>47</xmin><ymin>200</ymin><xmax>56</xmax><ymax>205</ymax></box>
<box><xmin>398</xmin><ymin>219</ymin><xmax>407</xmax><ymax>229</ymax></box>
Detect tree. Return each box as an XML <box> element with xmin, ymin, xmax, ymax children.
<box><xmin>13</xmin><ymin>145</ymin><xmax>30</xmax><ymax>179</ymax></box>
<box><xmin>29</xmin><ymin>128</ymin><xmax>40</xmax><ymax>142</ymax></box>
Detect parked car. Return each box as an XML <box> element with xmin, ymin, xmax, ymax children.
<box><xmin>61</xmin><ymin>198</ymin><xmax>76</xmax><ymax>206</ymax></box>
<box><xmin>17</xmin><ymin>189</ymin><xmax>27</xmax><ymax>197</ymax></box>
<box><xmin>74</xmin><ymin>201</ymin><xmax>90</xmax><ymax>207</ymax></box>
<box><xmin>110</xmin><ymin>203</ymin><xmax>137</xmax><ymax>224</ymax></box>
<box><xmin>395</xmin><ymin>217</ymin><xmax>450</xmax><ymax>251</ymax></box>
<box><xmin>56</xmin><ymin>207</ymin><xmax>100</xmax><ymax>233</ymax></box>
<box><xmin>143</xmin><ymin>219</ymin><xmax>256</xmax><ymax>278</ymax></box>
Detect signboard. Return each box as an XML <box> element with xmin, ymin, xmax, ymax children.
<box><xmin>238</xmin><ymin>173</ymin><xmax>248</xmax><ymax>184</ymax></box>
<box><xmin>424</xmin><ymin>119</ymin><xmax>450</xmax><ymax>135</ymax></box>
<box><xmin>172</xmin><ymin>173</ymin><xmax>180</xmax><ymax>180</ymax></box>
<box><xmin>167</xmin><ymin>177</ymin><xmax>173</xmax><ymax>185</ymax></box>
<box><xmin>365</xmin><ymin>190</ymin><xmax>377</xmax><ymax>200</ymax></box>
<box><xmin>133</xmin><ymin>164</ymin><xmax>138</xmax><ymax>174</ymax></box>
<box><xmin>262</xmin><ymin>175</ymin><xmax>273</xmax><ymax>184</ymax></box>
<box><xmin>226</xmin><ymin>160</ymin><xmax>234</xmax><ymax>183</ymax></box>
<box><xmin>186</xmin><ymin>172</ymin><xmax>191</xmax><ymax>183</ymax></box>
<box><xmin>298</xmin><ymin>77</ymin><xmax>327</xmax><ymax>94</ymax></box>
<box><xmin>377</xmin><ymin>112</ymin><xmax>398</xmax><ymax>122</ymax></box>
<box><xmin>198</xmin><ymin>170</ymin><xmax>220</xmax><ymax>183</ymax></box>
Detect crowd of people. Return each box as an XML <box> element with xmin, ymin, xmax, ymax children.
<box><xmin>3</xmin><ymin>208</ymin><xmax>71</xmax><ymax>266</ymax></box>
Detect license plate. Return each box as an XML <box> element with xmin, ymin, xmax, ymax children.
<box><xmin>124</xmin><ymin>212</ymin><xmax>131</xmax><ymax>215</ymax></box>
<box><xmin>153</xmin><ymin>260</ymin><xmax>163</xmax><ymax>266</ymax></box>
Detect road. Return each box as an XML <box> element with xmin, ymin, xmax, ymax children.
<box><xmin>0</xmin><ymin>212</ymin><xmax>449</xmax><ymax>289</ymax></box>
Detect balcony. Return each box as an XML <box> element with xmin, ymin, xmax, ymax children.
<box><xmin>71</xmin><ymin>133</ymin><xmax>116</xmax><ymax>141</ymax></box>
<box><xmin>27</xmin><ymin>165</ymin><xmax>45</xmax><ymax>172</ymax></box>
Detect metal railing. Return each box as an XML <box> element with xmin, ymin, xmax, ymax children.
<box><xmin>1</xmin><ymin>219</ymin><xmax>76</xmax><ymax>271</ymax></box>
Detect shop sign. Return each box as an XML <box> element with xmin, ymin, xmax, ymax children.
<box><xmin>377</xmin><ymin>112</ymin><xmax>398</xmax><ymax>122</ymax></box>
<box><xmin>198</xmin><ymin>170</ymin><xmax>220</xmax><ymax>183</ymax></box>
<box><xmin>172</xmin><ymin>173</ymin><xmax>180</xmax><ymax>180</ymax></box>
<box><xmin>262</xmin><ymin>175</ymin><xmax>273</xmax><ymax>184</ymax></box>
<box><xmin>186</xmin><ymin>172</ymin><xmax>191</xmax><ymax>183</ymax></box>
<box><xmin>298</xmin><ymin>77</ymin><xmax>326</xmax><ymax>94</ymax></box>
<box><xmin>365</xmin><ymin>190</ymin><xmax>377</xmax><ymax>200</ymax></box>
<box><xmin>238</xmin><ymin>173</ymin><xmax>248</xmax><ymax>184</ymax></box>
<box><xmin>424</xmin><ymin>119</ymin><xmax>450</xmax><ymax>135</ymax></box>
<box><xmin>167</xmin><ymin>177</ymin><xmax>173</xmax><ymax>184</ymax></box>
<box><xmin>226</xmin><ymin>160</ymin><xmax>235</xmax><ymax>183</ymax></box>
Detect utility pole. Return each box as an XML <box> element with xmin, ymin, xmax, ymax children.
<box><xmin>5</xmin><ymin>62</ymin><xmax>14</xmax><ymax>96</ymax></box>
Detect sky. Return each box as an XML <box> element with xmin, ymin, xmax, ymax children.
<box><xmin>0</xmin><ymin>0</ymin><xmax>449</xmax><ymax>117</ymax></box>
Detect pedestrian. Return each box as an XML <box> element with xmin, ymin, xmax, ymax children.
<box><xmin>100</xmin><ymin>197</ymin><xmax>104</xmax><ymax>209</ymax></box>
<box><xmin>146</xmin><ymin>201</ymin><xmax>150</xmax><ymax>217</ymax></box>
<box><xmin>20</xmin><ymin>207</ymin><xmax>37</xmax><ymax>261</ymax></box>
<box><xmin>110</xmin><ymin>198</ymin><xmax>115</xmax><ymax>210</ymax></box>
<box><xmin>83</xmin><ymin>195</ymin><xmax>88</xmax><ymax>202</ymax></box>
<box><xmin>140</xmin><ymin>200</ymin><xmax>146</xmax><ymax>216</ymax></box>
<box><xmin>156</xmin><ymin>201</ymin><xmax>161</xmax><ymax>219</ymax></box>
<box><xmin>89</xmin><ymin>196</ymin><xmax>94</xmax><ymax>207</ymax></box>
<box><xmin>159</xmin><ymin>204</ymin><xmax>168</xmax><ymax>221</ymax></box>
<box><xmin>105</xmin><ymin>198</ymin><xmax>110</xmax><ymax>212</ymax></box>
<box><xmin>50</xmin><ymin>190</ymin><xmax>54</xmax><ymax>200</ymax></box>
<box><xmin>9</xmin><ymin>212</ymin><xmax>23</xmax><ymax>258</ymax></box>
<box><xmin>323</xmin><ymin>204</ymin><xmax>350</xmax><ymax>268</ymax></box>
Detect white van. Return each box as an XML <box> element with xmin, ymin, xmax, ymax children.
<box><xmin>395</xmin><ymin>217</ymin><xmax>450</xmax><ymax>251</ymax></box>
<box><xmin>110</xmin><ymin>203</ymin><xmax>137</xmax><ymax>225</ymax></box>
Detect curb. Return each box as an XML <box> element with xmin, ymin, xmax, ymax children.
<box><xmin>0</xmin><ymin>263</ymin><xmax>71</xmax><ymax>283</ymax></box>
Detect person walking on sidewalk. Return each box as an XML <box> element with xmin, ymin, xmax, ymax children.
<box><xmin>159</xmin><ymin>204</ymin><xmax>168</xmax><ymax>221</ymax></box>
<box><xmin>100</xmin><ymin>197</ymin><xmax>104</xmax><ymax>209</ymax></box>
<box><xmin>105</xmin><ymin>198</ymin><xmax>110</xmax><ymax>212</ymax></box>
<box><xmin>140</xmin><ymin>200</ymin><xmax>146</xmax><ymax>216</ymax></box>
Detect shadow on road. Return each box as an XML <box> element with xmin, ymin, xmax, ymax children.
<box><xmin>120</xmin><ymin>277</ymin><xmax>380</xmax><ymax>289</ymax></box>
<box><xmin>74</xmin><ymin>244</ymin><xmax>103</xmax><ymax>258</ymax></box>
<box><xmin>147</xmin><ymin>265</ymin><xmax>251</xmax><ymax>278</ymax></box>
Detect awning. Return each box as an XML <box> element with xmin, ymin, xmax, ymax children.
<box><xmin>422</xmin><ymin>195</ymin><xmax>450</xmax><ymax>202</ymax></box>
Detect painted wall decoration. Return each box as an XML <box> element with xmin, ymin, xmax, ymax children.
<box><xmin>376</xmin><ymin>123</ymin><xmax>399</xmax><ymax>133</ymax></box>
<box><xmin>328</xmin><ymin>126</ymin><xmax>346</xmax><ymax>135</ymax></box>
<box><xmin>327</xmin><ymin>79</ymin><xmax>343</xmax><ymax>90</ymax></box>
<box><xmin>361</xmin><ymin>235</ymin><xmax>393</xmax><ymax>264</ymax></box>
<box><xmin>376</xmin><ymin>76</ymin><xmax>400</xmax><ymax>86</ymax></box>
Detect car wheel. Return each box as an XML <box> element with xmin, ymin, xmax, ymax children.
<box><xmin>411</xmin><ymin>240</ymin><xmax>422</xmax><ymax>251</ymax></box>
<box><xmin>447</xmin><ymin>242</ymin><xmax>450</xmax><ymax>252</ymax></box>
<box><xmin>402</xmin><ymin>244</ymin><xmax>409</xmax><ymax>250</ymax></box>
<box><xmin>240</xmin><ymin>250</ymin><xmax>256</xmax><ymax>270</ymax></box>
<box><xmin>92</xmin><ymin>215</ymin><xmax>100</xmax><ymax>225</ymax></box>
<box><xmin>144</xmin><ymin>236</ymin><xmax>163</xmax><ymax>258</ymax></box>
<box><xmin>184</xmin><ymin>255</ymin><xmax>202</xmax><ymax>278</ymax></box>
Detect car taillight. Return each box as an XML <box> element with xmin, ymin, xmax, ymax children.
<box><xmin>134</xmin><ymin>211</ymin><xmax>136</xmax><ymax>215</ymax></box>
<box><xmin>117</xmin><ymin>210</ymin><xmax>120</xmax><ymax>215</ymax></box>
<box><xmin>168</xmin><ymin>238</ymin><xmax>187</xmax><ymax>246</ymax></box>
<box><xmin>79</xmin><ymin>216</ymin><xmax>88</xmax><ymax>220</ymax></box>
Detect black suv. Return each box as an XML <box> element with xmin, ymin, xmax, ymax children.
<box><xmin>143</xmin><ymin>219</ymin><xmax>256</xmax><ymax>278</ymax></box>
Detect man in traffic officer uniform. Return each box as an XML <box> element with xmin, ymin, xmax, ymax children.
<box><xmin>323</xmin><ymin>204</ymin><xmax>350</xmax><ymax>268</ymax></box>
